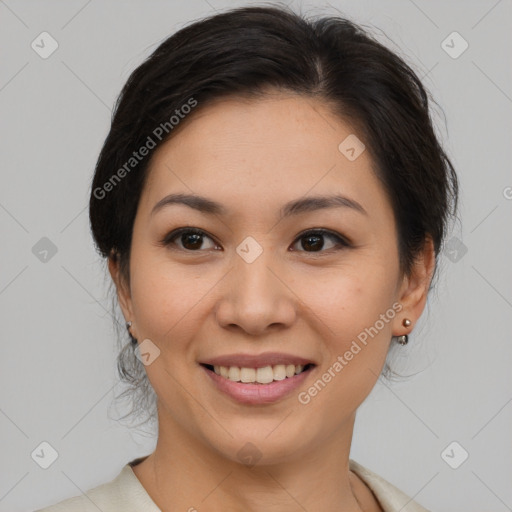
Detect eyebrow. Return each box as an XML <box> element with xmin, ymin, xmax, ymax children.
<box><xmin>150</xmin><ymin>192</ymin><xmax>367</xmax><ymax>219</ymax></box>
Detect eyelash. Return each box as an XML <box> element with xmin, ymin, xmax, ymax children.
<box><xmin>161</xmin><ymin>227</ymin><xmax>351</xmax><ymax>255</ymax></box>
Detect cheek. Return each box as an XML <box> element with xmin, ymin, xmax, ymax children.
<box><xmin>299</xmin><ymin>262</ymin><xmax>399</xmax><ymax>407</ymax></box>
<box><xmin>129</xmin><ymin>250</ymin><xmax>189</xmax><ymax>342</ymax></box>
<box><xmin>127</xmin><ymin>253</ymin><xmax>211</xmax><ymax>424</ymax></box>
<box><xmin>129</xmin><ymin>249</ymin><xmax>222</xmax><ymax>353</ymax></box>
<box><xmin>294</xmin><ymin>280</ymin><xmax>395</xmax><ymax>421</ymax></box>
<box><xmin>299</xmin><ymin>262</ymin><xmax>398</xmax><ymax>343</ymax></box>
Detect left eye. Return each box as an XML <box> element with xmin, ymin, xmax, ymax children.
<box><xmin>162</xmin><ymin>228</ymin><xmax>349</xmax><ymax>253</ymax></box>
<box><xmin>290</xmin><ymin>229</ymin><xmax>349</xmax><ymax>253</ymax></box>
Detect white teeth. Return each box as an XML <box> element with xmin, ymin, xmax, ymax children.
<box><xmin>256</xmin><ymin>366</ymin><xmax>274</xmax><ymax>384</ymax></box>
<box><xmin>240</xmin><ymin>367</ymin><xmax>256</xmax><ymax>383</ymax></box>
<box><xmin>273</xmin><ymin>365</ymin><xmax>287</xmax><ymax>381</ymax></box>
<box><xmin>228</xmin><ymin>366</ymin><xmax>241</xmax><ymax>382</ymax></box>
<box><xmin>210</xmin><ymin>363</ymin><xmax>310</xmax><ymax>383</ymax></box>
<box><xmin>285</xmin><ymin>364</ymin><xmax>296</xmax><ymax>378</ymax></box>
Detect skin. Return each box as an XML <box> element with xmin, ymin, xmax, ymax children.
<box><xmin>109</xmin><ymin>92</ymin><xmax>435</xmax><ymax>512</ymax></box>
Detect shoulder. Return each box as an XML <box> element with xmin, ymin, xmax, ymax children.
<box><xmin>349</xmin><ymin>459</ymin><xmax>431</xmax><ymax>512</ymax></box>
<box><xmin>33</xmin><ymin>462</ymin><xmax>160</xmax><ymax>512</ymax></box>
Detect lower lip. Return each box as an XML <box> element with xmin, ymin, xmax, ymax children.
<box><xmin>201</xmin><ymin>365</ymin><xmax>314</xmax><ymax>405</ymax></box>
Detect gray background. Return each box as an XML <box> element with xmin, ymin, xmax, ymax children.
<box><xmin>1</xmin><ymin>0</ymin><xmax>511</xmax><ymax>510</ymax></box>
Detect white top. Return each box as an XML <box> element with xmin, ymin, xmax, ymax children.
<box><xmin>35</xmin><ymin>457</ymin><xmax>430</xmax><ymax>512</ymax></box>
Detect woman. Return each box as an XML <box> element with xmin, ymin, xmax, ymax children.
<box><xmin>37</xmin><ymin>5</ymin><xmax>458</xmax><ymax>511</ymax></box>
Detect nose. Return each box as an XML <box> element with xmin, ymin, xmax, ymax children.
<box><xmin>214</xmin><ymin>249</ymin><xmax>298</xmax><ymax>336</ymax></box>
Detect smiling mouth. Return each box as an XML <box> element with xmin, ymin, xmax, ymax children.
<box><xmin>201</xmin><ymin>363</ymin><xmax>315</xmax><ymax>384</ymax></box>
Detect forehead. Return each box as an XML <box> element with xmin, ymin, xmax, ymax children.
<box><xmin>150</xmin><ymin>93</ymin><xmax>359</xmax><ymax>169</ymax></box>
<box><xmin>139</xmin><ymin>93</ymin><xmax>390</xmax><ymax>222</ymax></box>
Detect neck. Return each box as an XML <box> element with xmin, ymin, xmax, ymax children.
<box><xmin>133</xmin><ymin>409</ymin><xmax>365</xmax><ymax>512</ymax></box>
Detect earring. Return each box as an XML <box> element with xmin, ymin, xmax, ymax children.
<box><xmin>396</xmin><ymin>334</ymin><xmax>408</xmax><ymax>345</ymax></box>
<box><xmin>126</xmin><ymin>321</ymin><xmax>138</xmax><ymax>345</ymax></box>
<box><xmin>396</xmin><ymin>318</ymin><xmax>411</xmax><ymax>345</ymax></box>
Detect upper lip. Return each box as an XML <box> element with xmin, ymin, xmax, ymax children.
<box><xmin>200</xmin><ymin>352</ymin><xmax>316</xmax><ymax>368</ymax></box>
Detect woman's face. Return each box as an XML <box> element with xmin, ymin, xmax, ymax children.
<box><xmin>112</xmin><ymin>93</ymin><xmax>431</xmax><ymax>464</ymax></box>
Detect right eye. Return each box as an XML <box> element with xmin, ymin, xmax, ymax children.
<box><xmin>162</xmin><ymin>227</ymin><xmax>220</xmax><ymax>252</ymax></box>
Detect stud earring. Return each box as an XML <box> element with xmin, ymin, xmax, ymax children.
<box><xmin>397</xmin><ymin>334</ymin><xmax>408</xmax><ymax>345</ymax></box>
<box><xmin>395</xmin><ymin>318</ymin><xmax>411</xmax><ymax>345</ymax></box>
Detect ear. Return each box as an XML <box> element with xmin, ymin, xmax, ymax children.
<box><xmin>392</xmin><ymin>236</ymin><xmax>436</xmax><ymax>336</ymax></box>
<box><xmin>108</xmin><ymin>252</ymin><xmax>136</xmax><ymax>336</ymax></box>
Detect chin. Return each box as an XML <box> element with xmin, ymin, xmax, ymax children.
<box><xmin>196</xmin><ymin>416</ymin><xmax>321</xmax><ymax>468</ymax></box>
